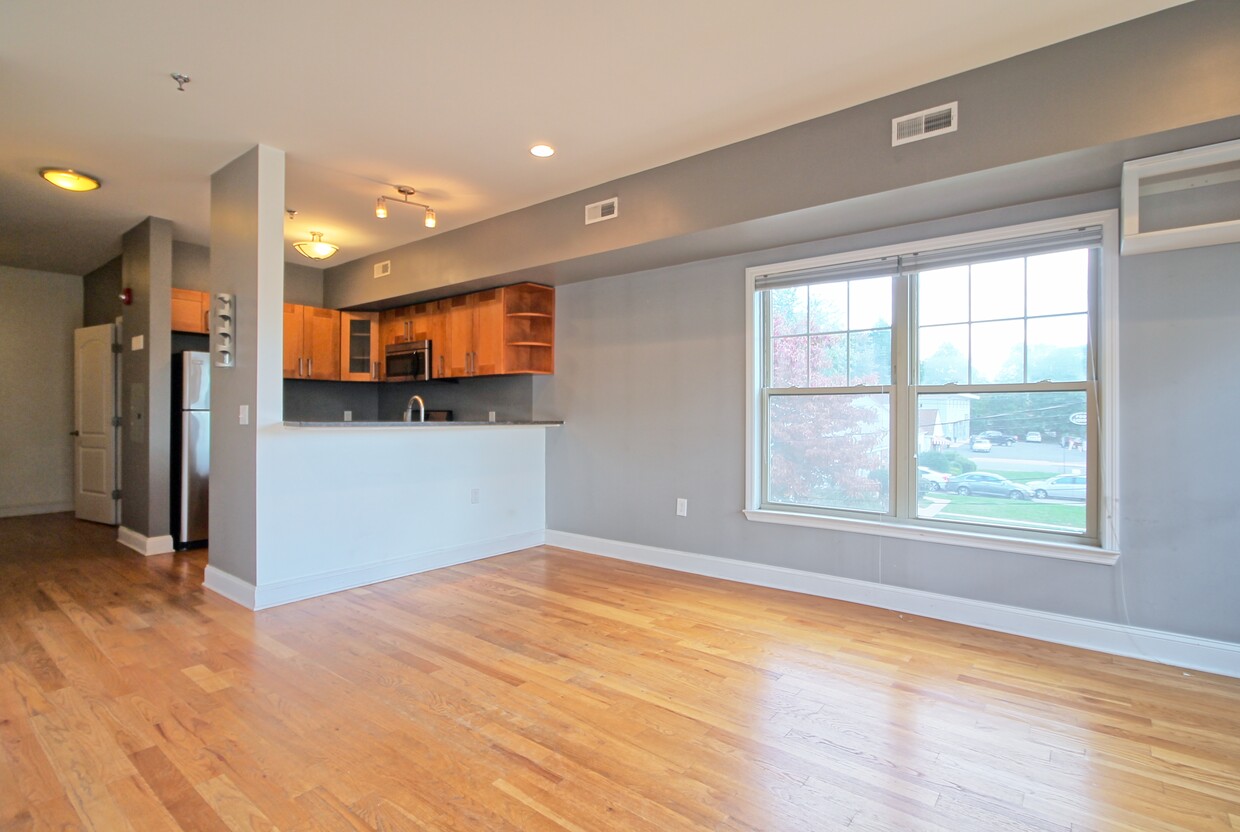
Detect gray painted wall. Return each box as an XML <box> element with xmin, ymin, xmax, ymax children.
<box><xmin>0</xmin><ymin>266</ymin><xmax>82</xmax><ymax>516</ymax></box>
<box><xmin>324</xmin><ymin>0</ymin><xmax>1240</xmax><ymax>310</ymax></box>
<box><xmin>120</xmin><ymin>218</ymin><xmax>173</xmax><ymax>538</ymax></box>
<box><xmin>535</xmin><ymin>191</ymin><xmax>1240</xmax><ymax>644</ymax></box>
<box><xmin>283</xmin><ymin>261</ymin><xmax>325</xmax><ymax>308</ymax></box>
<box><xmin>173</xmin><ymin>240</ymin><xmax>324</xmax><ymax>306</ymax></box>
<box><xmin>172</xmin><ymin>241</ymin><xmax>211</xmax><ymax>291</ymax></box>
<box><xmin>83</xmin><ymin>256</ymin><xmax>122</xmax><ymax>328</ymax></box>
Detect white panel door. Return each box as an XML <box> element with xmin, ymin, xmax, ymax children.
<box><xmin>74</xmin><ymin>324</ymin><xmax>119</xmax><ymax>524</ymax></box>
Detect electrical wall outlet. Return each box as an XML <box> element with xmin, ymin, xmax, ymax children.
<box><xmin>344</xmin><ymin>410</ymin><xmax>352</xmax><ymax>422</ymax></box>
<box><xmin>676</xmin><ymin>498</ymin><xmax>688</xmax><ymax>517</ymax></box>
<box><xmin>238</xmin><ymin>405</ymin><xmax>249</xmax><ymax>426</ymax></box>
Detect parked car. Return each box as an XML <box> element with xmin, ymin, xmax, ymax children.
<box><xmin>946</xmin><ymin>472</ymin><xmax>1033</xmax><ymax>500</ymax></box>
<box><xmin>1025</xmin><ymin>431</ymin><xmax>1042</xmax><ymax>443</ymax></box>
<box><xmin>978</xmin><ymin>430</ymin><xmax>1017</xmax><ymax>446</ymax></box>
<box><xmin>1027</xmin><ymin>474</ymin><xmax>1087</xmax><ymax>500</ymax></box>
<box><xmin>970</xmin><ymin>437</ymin><xmax>992</xmax><ymax>453</ymax></box>
<box><xmin>918</xmin><ymin>466</ymin><xmax>951</xmax><ymax>491</ymax></box>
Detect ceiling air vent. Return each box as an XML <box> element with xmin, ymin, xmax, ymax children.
<box><xmin>585</xmin><ymin>197</ymin><xmax>619</xmax><ymax>225</ymax></box>
<box><xmin>892</xmin><ymin>101</ymin><xmax>958</xmax><ymax>147</ymax></box>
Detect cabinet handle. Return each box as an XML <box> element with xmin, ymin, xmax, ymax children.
<box><xmin>373</xmin><ymin>361</ymin><xmax>379</xmax><ymax>380</ymax></box>
<box><xmin>299</xmin><ymin>357</ymin><xmax>304</xmax><ymax>377</ymax></box>
<box><xmin>308</xmin><ymin>357</ymin><xmax>313</xmax><ymax>378</ymax></box>
<box><xmin>203</xmin><ymin>309</ymin><xmax>209</xmax><ymax>331</ymax></box>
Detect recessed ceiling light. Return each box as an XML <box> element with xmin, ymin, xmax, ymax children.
<box><xmin>40</xmin><ymin>168</ymin><xmax>101</xmax><ymax>191</ymax></box>
<box><xmin>529</xmin><ymin>144</ymin><xmax>555</xmax><ymax>158</ymax></box>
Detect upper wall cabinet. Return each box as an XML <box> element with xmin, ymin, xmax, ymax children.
<box><xmin>340</xmin><ymin>311</ymin><xmax>380</xmax><ymax>382</ymax></box>
<box><xmin>171</xmin><ymin>288</ymin><xmax>209</xmax><ymax>333</ymax></box>
<box><xmin>499</xmin><ymin>283</ymin><xmax>555</xmax><ymax>376</ymax></box>
<box><xmin>283</xmin><ymin>304</ymin><xmax>341</xmax><ymax>380</ymax></box>
<box><xmin>281</xmin><ymin>283</ymin><xmax>555</xmax><ymax>383</ymax></box>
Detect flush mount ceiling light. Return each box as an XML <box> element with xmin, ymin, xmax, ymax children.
<box><xmin>376</xmin><ymin>185</ymin><xmax>437</xmax><ymax>228</ymax></box>
<box><xmin>40</xmin><ymin>168</ymin><xmax>101</xmax><ymax>191</ymax></box>
<box><xmin>293</xmin><ymin>231</ymin><xmax>339</xmax><ymax>261</ymax></box>
<box><xmin>529</xmin><ymin>144</ymin><xmax>555</xmax><ymax>158</ymax></box>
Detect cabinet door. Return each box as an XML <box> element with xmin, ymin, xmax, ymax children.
<box><xmin>426</xmin><ymin>302</ymin><xmax>449</xmax><ymax>379</ymax></box>
<box><xmin>172</xmin><ymin>289</ymin><xmax>209</xmax><ymax>333</ymax></box>
<box><xmin>303</xmin><ymin>307</ymin><xmax>341</xmax><ymax>380</ymax></box>
<box><xmin>444</xmin><ymin>295</ymin><xmax>473</xmax><ymax>377</ymax></box>
<box><xmin>283</xmin><ymin>304</ymin><xmax>304</xmax><ymax>378</ymax></box>
<box><xmin>340</xmin><ymin>311</ymin><xmax>379</xmax><ymax>381</ymax></box>
<box><xmin>471</xmin><ymin>289</ymin><xmax>504</xmax><ymax>376</ymax></box>
<box><xmin>381</xmin><ymin>306</ymin><xmax>412</xmax><ymax>346</ymax></box>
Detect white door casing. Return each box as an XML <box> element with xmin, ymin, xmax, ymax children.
<box><xmin>74</xmin><ymin>324</ymin><xmax>120</xmax><ymax>524</ymax></box>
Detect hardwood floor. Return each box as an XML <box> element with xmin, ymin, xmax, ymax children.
<box><xmin>2</xmin><ymin>513</ymin><xmax>1239</xmax><ymax>831</ymax></box>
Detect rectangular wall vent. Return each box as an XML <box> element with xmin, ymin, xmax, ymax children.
<box><xmin>585</xmin><ymin>197</ymin><xmax>619</xmax><ymax>225</ymax></box>
<box><xmin>373</xmin><ymin>260</ymin><xmax>391</xmax><ymax>279</ymax></box>
<box><xmin>892</xmin><ymin>101</ymin><xmax>958</xmax><ymax>146</ymax></box>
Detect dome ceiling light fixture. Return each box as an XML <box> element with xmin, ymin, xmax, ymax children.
<box><xmin>287</xmin><ymin>209</ymin><xmax>340</xmax><ymax>260</ymax></box>
<box><xmin>40</xmin><ymin>168</ymin><xmax>101</xmax><ymax>191</ymax></box>
<box><xmin>293</xmin><ymin>231</ymin><xmax>339</xmax><ymax>261</ymax></box>
<box><xmin>376</xmin><ymin>185</ymin><xmax>436</xmax><ymax>228</ymax></box>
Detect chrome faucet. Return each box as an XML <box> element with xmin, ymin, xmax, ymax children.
<box><xmin>403</xmin><ymin>394</ymin><xmax>425</xmax><ymax>422</ymax></box>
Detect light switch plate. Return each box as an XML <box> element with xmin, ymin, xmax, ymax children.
<box><xmin>131</xmin><ymin>334</ymin><xmax>144</xmax><ymax>351</ymax></box>
<box><xmin>239</xmin><ymin>405</ymin><xmax>249</xmax><ymax>426</ymax></box>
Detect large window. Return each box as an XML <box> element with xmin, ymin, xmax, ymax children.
<box><xmin>747</xmin><ymin>214</ymin><xmax>1117</xmax><ymax>555</ymax></box>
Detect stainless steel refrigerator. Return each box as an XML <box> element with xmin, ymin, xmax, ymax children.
<box><xmin>173</xmin><ymin>351</ymin><xmax>210</xmax><ymax>548</ymax></box>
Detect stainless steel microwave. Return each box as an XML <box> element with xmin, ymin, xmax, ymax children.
<box><xmin>385</xmin><ymin>341</ymin><xmax>432</xmax><ymax>381</ymax></box>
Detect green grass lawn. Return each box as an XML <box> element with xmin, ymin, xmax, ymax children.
<box><xmin>920</xmin><ymin>492</ymin><xmax>1086</xmax><ymax>533</ymax></box>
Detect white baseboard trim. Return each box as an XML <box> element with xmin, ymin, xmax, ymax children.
<box><xmin>0</xmin><ymin>502</ymin><xmax>74</xmax><ymax>518</ymax></box>
<box><xmin>204</xmin><ymin>529</ymin><xmax>546</xmax><ymax>611</ymax></box>
<box><xmin>117</xmin><ymin>526</ymin><xmax>176</xmax><ymax>557</ymax></box>
<box><xmin>545</xmin><ymin>530</ymin><xmax>1240</xmax><ymax>680</ymax></box>
<box><xmin>203</xmin><ymin>565</ymin><xmax>257</xmax><ymax>609</ymax></box>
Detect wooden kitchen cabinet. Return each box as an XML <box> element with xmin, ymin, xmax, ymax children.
<box><xmin>283</xmin><ymin>304</ymin><xmax>341</xmax><ymax>380</ymax></box>
<box><xmin>500</xmin><ymin>283</ymin><xmax>555</xmax><ymax>375</ymax></box>
<box><xmin>442</xmin><ymin>290</ymin><xmax>503</xmax><ymax>377</ymax></box>
<box><xmin>380</xmin><ymin>306</ymin><xmax>413</xmax><ymax>346</ymax></box>
<box><xmin>171</xmin><ymin>288</ymin><xmax>210</xmax><ymax>333</ymax></box>
<box><xmin>339</xmin><ymin>311</ymin><xmax>380</xmax><ymax>381</ymax></box>
<box><xmin>439</xmin><ymin>286</ymin><xmax>552</xmax><ymax>378</ymax></box>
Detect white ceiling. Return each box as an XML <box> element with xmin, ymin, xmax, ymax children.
<box><xmin>1</xmin><ymin>0</ymin><xmax>1187</xmax><ymax>276</ymax></box>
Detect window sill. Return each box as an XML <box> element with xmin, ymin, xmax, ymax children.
<box><xmin>742</xmin><ymin>509</ymin><xmax>1119</xmax><ymax>565</ymax></box>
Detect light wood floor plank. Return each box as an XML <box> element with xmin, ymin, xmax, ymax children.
<box><xmin>2</xmin><ymin>512</ymin><xmax>1238</xmax><ymax>831</ymax></box>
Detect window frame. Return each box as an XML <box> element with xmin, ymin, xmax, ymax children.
<box><xmin>744</xmin><ymin>211</ymin><xmax>1120</xmax><ymax>564</ymax></box>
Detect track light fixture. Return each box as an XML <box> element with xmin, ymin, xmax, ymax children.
<box><xmin>376</xmin><ymin>185</ymin><xmax>437</xmax><ymax>228</ymax></box>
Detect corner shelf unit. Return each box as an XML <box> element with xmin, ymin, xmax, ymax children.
<box><xmin>502</xmin><ymin>283</ymin><xmax>555</xmax><ymax>375</ymax></box>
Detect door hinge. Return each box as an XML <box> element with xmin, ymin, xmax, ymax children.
<box><xmin>112</xmin><ymin>416</ymin><xmax>122</xmax><ymax>427</ymax></box>
<box><xmin>111</xmin><ymin>489</ymin><xmax>122</xmax><ymax>500</ymax></box>
<box><xmin>112</xmin><ymin>343</ymin><xmax>123</xmax><ymax>354</ymax></box>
